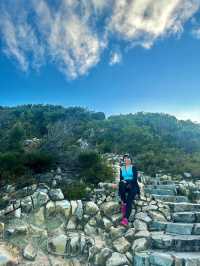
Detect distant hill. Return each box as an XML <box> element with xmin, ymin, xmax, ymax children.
<box><xmin>0</xmin><ymin>104</ymin><xmax>200</xmax><ymax>178</ymax></box>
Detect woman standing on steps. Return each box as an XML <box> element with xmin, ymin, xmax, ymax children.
<box><xmin>118</xmin><ymin>154</ymin><xmax>140</xmax><ymax>226</ymax></box>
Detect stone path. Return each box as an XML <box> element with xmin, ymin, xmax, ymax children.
<box><xmin>0</xmin><ymin>160</ymin><xmax>200</xmax><ymax>265</ymax></box>
<box><xmin>135</xmin><ymin>177</ymin><xmax>200</xmax><ymax>265</ymax></box>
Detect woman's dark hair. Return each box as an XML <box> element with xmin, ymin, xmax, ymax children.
<box><xmin>123</xmin><ymin>154</ymin><xmax>133</xmax><ymax>163</ymax></box>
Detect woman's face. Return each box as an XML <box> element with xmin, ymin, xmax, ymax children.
<box><xmin>124</xmin><ymin>158</ymin><xmax>131</xmax><ymax>165</ymax></box>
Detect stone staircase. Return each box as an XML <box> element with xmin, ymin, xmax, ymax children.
<box><xmin>0</xmin><ymin>162</ymin><xmax>200</xmax><ymax>265</ymax></box>
<box><xmin>135</xmin><ymin>178</ymin><xmax>200</xmax><ymax>265</ymax></box>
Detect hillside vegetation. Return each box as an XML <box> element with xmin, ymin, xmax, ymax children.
<box><xmin>0</xmin><ymin>104</ymin><xmax>200</xmax><ymax>184</ymax></box>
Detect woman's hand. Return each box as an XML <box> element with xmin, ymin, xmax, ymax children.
<box><xmin>111</xmin><ymin>183</ymin><xmax>118</xmax><ymax>189</ymax></box>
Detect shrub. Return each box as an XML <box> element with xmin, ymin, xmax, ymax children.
<box><xmin>62</xmin><ymin>182</ymin><xmax>88</xmax><ymax>200</ymax></box>
<box><xmin>78</xmin><ymin>151</ymin><xmax>114</xmax><ymax>185</ymax></box>
<box><xmin>0</xmin><ymin>152</ymin><xmax>26</xmax><ymax>182</ymax></box>
<box><xmin>24</xmin><ymin>151</ymin><xmax>56</xmax><ymax>174</ymax></box>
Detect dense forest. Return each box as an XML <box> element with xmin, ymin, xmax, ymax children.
<box><xmin>0</xmin><ymin>104</ymin><xmax>200</xmax><ymax>185</ymax></box>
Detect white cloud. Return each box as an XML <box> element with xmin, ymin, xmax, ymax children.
<box><xmin>0</xmin><ymin>0</ymin><xmax>200</xmax><ymax>79</ymax></box>
<box><xmin>191</xmin><ymin>17</ymin><xmax>200</xmax><ymax>39</ymax></box>
<box><xmin>34</xmin><ymin>0</ymin><xmax>105</xmax><ymax>78</ymax></box>
<box><xmin>0</xmin><ymin>9</ymin><xmax>44</xmax><ymax>71</ymax></box>
<box><xmin>109</xmin><ymin>0</ymin><xmax>200</xmax><ymax>48</ymax></box>
<box><xmin>0</xmin><ymin>0</ymin><xmax>106</xmax><ymax>79</ymax></box>
<box><xmin>174</xmin><ymin>110</ymin><xmax>200</xmax><ymax>123</ymax></box>
<box><xmin>192</xmin><ymin>27</ymin><xmax>200</xmax><ymax>39</ymax></box>
<box><xmin>109</xmin><ymin>51</ymin><xmax>122</xmax><ymax>65</ymax></box>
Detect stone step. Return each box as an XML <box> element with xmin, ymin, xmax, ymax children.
<box><xmin>152</xmin><ymin>195</ymin><xmax>189</xmax><ymax>203</ymax></box>
<box><xmin>172</xmin><ymin>211</ymin><xmax>200</xmax><ymax>223</ymax></box>
<box><xmin>146</xmin><ymin>180</ymin><xmax>177</xmax><ymax>186</ymax></box>
<box><xmin>149</xmin><ymin>221</ymin><xmax>200</xmax><ymax>235</ymax></box>
<box><xmin>145</xmin><ymin>184</ymin><xmax>177</xmax><ymax>191</ymax></box>
<box><xmin>134</xmin><ymin>250</ymin><xmax>200</xmax><ymax>266</ymax></box>
<box><xmin>145</xmin><ymin>188</ymin><xmax>176</xmax><ymax>196</ymax></box>
<box><xmin>168</xmin><ymin>202</ymin><xmax>200</xmax><ymax>212</ymax></box>
<box><xmin>151</xmin><ymin>231</ymin><xmax>200</xmax><ymax>251</ymax></box>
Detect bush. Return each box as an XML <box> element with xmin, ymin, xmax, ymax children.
<box><xmin>62</xmin><ymin>182</ymin><xmax>88</xmax><ymax>200</ymax></box>
<box><xmin>78</xmin><ymin>151</ymin><xmax>114</xmax><ymax>185</ymax></box>
<box><xmin>0</xmin><ymin>152</ymin><xmax>26</xmax><ymax>182</ymax></box>
<box><xmin>0</xmin><ymin>150</ymin><xmax>56</xmax><ymax>184</ymax></box>
<box><xmin>24</xmin><ymin>151</ymin><xmax>56</xmax><ymax>174</ymax></box>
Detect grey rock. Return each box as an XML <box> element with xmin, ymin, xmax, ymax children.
<box><xmin>48</xmin><ymin>234</ymin><xmax>67</xmax><ymax>254</ymax></box>
<box><xmin>66</xmin><ymin>216</ymin><xmax>77</xmax><ymax>230</ymax></box>
<box><xmin>109</xmin><ymin>226</ymin><xmax>126</xmax><ymax>240</ymax></box>
<box><xmin>32</xmin><ymin>191</ymin><xmax>49</xmax><ymax>208</ymax></box>
<box><xmin>148</xmin><ymin>211</ymin><xmax>166</xmax><ymax>222</ymax></box>
<box><xmin>23</xmin><ymin>243</ymin><xmax>37</xmax><ymax>261</ymax></box>
<box><xmin>84</xmin><ymin>223</ymin><xmax>97</xmax><ymax>236</ymax></box>
<box><xmin>135</xmin><ymin>212</ymin><xmax>152</xmax><ymax>223</ymax></box>
<box><xmin>48</xmin><ymin>189</ymin><xmax>64</xmax><ymax>201</ymax></box>
<box><xmin>106</xmin><ymin>252</ymin><xmax>129</xmax><ymax>266</ymax></box>
<box><xmin>132</xmin><ymin>238</ymin><xmax>148</xmax><ymax>253</ymax></box>
<box><xmin>103</xmin><ymin>217</ymin><xmax>112</xmax><ymax>230</ymax></box>
<box><xmin>21</xmin><ymin>196</ymin><xmax>33</xmax><ymax>213</ymax></box>
<box><xmin>166</xmin><ymin>223</ymin><xmax>193</xmax><ymax>235</ymax></box>
<box><xmin>124</xmin><ymin>228</ymin><xmax>135</xmax><ymax>242</ymax></box>
<box><xmin>95</xmin><ymin>247</ymin><xmax>112</xmax><ymax>266</ymax></box>
<box><xmin>134</xmin><ymin>219</ymin><xmax>148</xmax><ymax>231</ymax></box>
<box><xmin>134</xmin><ymin>251</ymin><xmax>150</xmax><ymax>266</ymax></box>
<box><xmin>113</xmin><ymin>237</ymin><xmax>131</xmax><ymax>253</ymax></box>
<box><xmin>85</xmin><ymin>202</ymin><xmax>99</xmax><ymax>216</ymax></box>
<box><xmin>101</xmin><ymin>201</ymin><xmax>119</xmax><ymax>216</ymax></box>
<box><xmin>75</xmin><ymin>200</ymin><xmax>83</xmax><ymax>220</ymax></box>
<box><xmin>135</xmin><ymin>230</ymin><xmax>150</xmax><ymax>239</ymax></box>
<box><xmin>173</xmin><ymin>212</ymin><xmax>196</xmax><ymax>223</ymax></box>
<box><xmin>149</xmin><ymin>252</ymin><xmax>173</xmax><ymax>266</ymax></box>
<box><xmin>55</xmin><ymin>200</ymin><xmax>71</xmax><ymax>219</ymax></box>
<box><xmin>45</xmin><ymin>200</ymin><xmax>55</xmax><ymax>216</ymax></box>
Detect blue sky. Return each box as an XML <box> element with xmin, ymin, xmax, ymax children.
<box><xmin>0</xmin><ymin>0</ymin><xmax>200</xmax><ymax>122</ymax></box>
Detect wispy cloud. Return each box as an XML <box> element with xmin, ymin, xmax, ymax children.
<box><xmin>109</xmin><ymin>51</ymin><xmax>122</xmax><ymax>65</ymax></box>
<box><xmin>191</xmin><ymin>17</ymin><xmax>200</xmax><ymax>39</ymax></box>
<box><xmin>0</xmin><ymin>7</ymin><xmax>44</xmax><ymax>71</ymax></box>
<box><xmin>0</xmin><ymin>0</ymin><xmax>199</xmax><ymax>79</ymax></box>
<box><xmin>109</xmin><ymin>0</ymin><xmax>200</xmax><ymax>48</ymax></box>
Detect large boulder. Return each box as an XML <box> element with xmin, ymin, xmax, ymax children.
<box><xmin>66</xmin><ymin>232</ymin><xmax>80</xmax><ymax>256</ymax></box>
<box><xmin>94</xmin><ymin>247</ymin><xmax>112</xmax><ymax>266</ymax></box>
<box><xmin>106</xmin><ymin>252</ymin><xmax>129</xmax><ymax>266</ymax></box>
<box><xmin>101</xmin><ymin>202</ymin><xmax>119</xmax><ymax>217</ymax></box>
<box><xmin>32</xmin><ymin>191</ymin><xmax>49</xmax><ymax>209</ymax></box>
<box><xmin>132</xmin><ymin>238</ymin><xmax>148</xmax><ymax>253</ymax></box>
<box><xmin>55</xmin><ymin>200</ymin><xmax>71</xmax><ymax>219</ymax></box>
<box><xmin>134</xmin><ymin>219</ymin><xmax>148</xmax><ymax>232</ymax></box>
<box><xmin>48</xmin><ymin>234</ymin><xmax>68</xmax><ymax>254</ymax></box>
<box><xmin>109</xmin><ymin>226</ymin><xmax>126</xmax><ymax>240</ymax></box>
<box><xmin>48</xmin><ymin>189</ymin><xmax>64</xmax><ymax>201</ymax></box>
<box><xmin>84</xmin><ymin>223</ymin><xmax>97</xmax><ymax>236</ymax></box>
<box><xmin>85</xmin><ymin>202</ymin><xmax>99</xmax><ymax>216</ymax></box>
<box><xmin>113</xmin><ymin>236</ymin><xmax>131</xmax><ymax>253</ymax></box>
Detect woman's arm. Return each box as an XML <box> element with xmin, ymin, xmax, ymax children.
<box><xmin>133</xmin><ymin>166</ymin><xmax>140</xmax><ymax>195</ymax></box>
<box><xmin>120</xmin><ymin>168</ymin><xmax>123</xmax><ymax>181</ymax></box>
